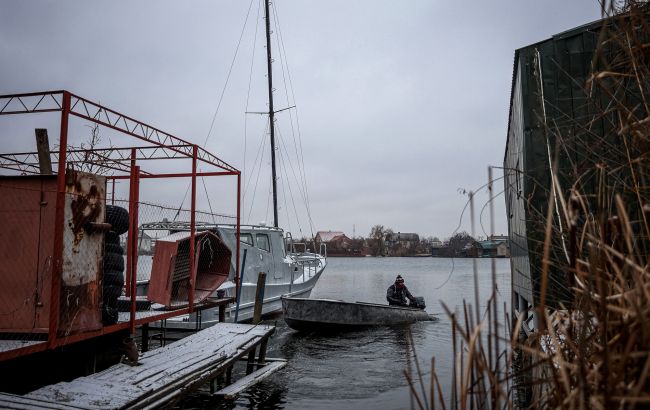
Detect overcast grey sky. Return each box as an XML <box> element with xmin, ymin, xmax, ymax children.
<box><xmin>0</xmin><ymin>1</ymin><xmax>602</xmax><ymax>240</ymax></box>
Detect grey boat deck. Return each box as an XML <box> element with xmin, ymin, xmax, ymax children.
<box><xmin>0</xmin><ymin>323</ymin><xmax>275</xmax><ymax>409</ymax></box>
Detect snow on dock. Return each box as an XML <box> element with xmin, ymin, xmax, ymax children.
<box><xmin>0</xmin><ymin>323</ymin><xmax>277</xmax><ymax>409</ymax></box>
<box><xmin>0</xmin><ymin>340</ymin><xmax>46</xmax><ymax>354</ymax></box>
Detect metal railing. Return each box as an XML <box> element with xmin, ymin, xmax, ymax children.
<box><xmin>0</xmin><ymin>90</ymin><xmax>242</xmax><ymax>362</ymax></box>
<box><xmin>282</xmin><ymin>232</ymin><xmax>326</xmax><ymax>279</ymax></box>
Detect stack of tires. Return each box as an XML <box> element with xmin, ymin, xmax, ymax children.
<box><xmin>103</xmin><ymin>205</ymin><xmax>129</xmax><ymax>325</ymax></box>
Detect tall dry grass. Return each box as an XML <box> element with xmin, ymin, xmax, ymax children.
<box><xmin>405</xmin><ymin>2</ymin><xmax>650</xmax><ymax>409</ymax></box>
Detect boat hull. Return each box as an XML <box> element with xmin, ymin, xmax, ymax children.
<box><xmin>161</xmin><ymin>261</ymin><xmax>325</xmax><ymax>328</ymax></box>
<box><xmin>281</xmin><ymin>297</ymin><xmax>433</xmax><ymax>332</ymax></box>
<box><xmin>135</xmin><ymin>225</ymin><xmax>328</xmax><ymax>328</ymax></box>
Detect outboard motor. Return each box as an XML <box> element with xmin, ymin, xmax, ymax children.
<box><xmin>410</xmin><ymin>296</ymin><xmax>426</xmax><ymax>309</ymax></box>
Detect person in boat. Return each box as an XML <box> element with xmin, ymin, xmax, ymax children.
<box><xmin>386</xmin><ymin>275</ymin><xmax>416</xmax><ymax>307</ymax></box>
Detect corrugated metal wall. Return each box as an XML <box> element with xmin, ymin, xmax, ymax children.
<box><xmin>504</xmin><ymin>59</ymin><xmax>533</xmax><ymax>307</ymax></box>
<box><xmin>505</xmin><ymin>21</ymin><xmax>606</xmax><ymax>312</ymax></box>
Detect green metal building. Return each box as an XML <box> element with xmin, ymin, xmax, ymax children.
<box><xmin>504</xmin><ymin>14</ymin><xmax>648</xmax><ymax>329</ymax></box>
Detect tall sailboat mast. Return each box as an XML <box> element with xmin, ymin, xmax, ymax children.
<box><xmin>264</xmin><ymin>0</ymin><xmax>279</xmax><ymax>228</ymax></box>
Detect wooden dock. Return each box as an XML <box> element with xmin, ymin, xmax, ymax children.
<box><xmin>0</xmin><ymin>323</ymin><xmax>279</xmax><ymax>409</ymax></box>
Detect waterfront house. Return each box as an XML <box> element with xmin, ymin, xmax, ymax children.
<box><xmin>315</xmin><ymin>230</ymin><xmax>349</xmax><ymax>245</ymax></box>
<box><xmin>461</xmin><ymin>241</ymin><xmax>482</xmax><ymax>258</ymax></box>
<box><xmin>478</xmin><ymin>240</ymin><xmax>510</xmax><ymax>258</ymax></box>
<box><xmin>385</xmin><ymin>232</ymin><xmax>420</xmax><ymax>256</ymax></box>
<box><xmin>488</xmin><ymin>234</ymin><xmax>508</xmax><ymax>242</ymax></box>
<box><xmin>430</xmin><ymin>240</ymin><xmax>448</xmax><ymax>257</ymax></box>
<box><xmin>315</xmin><ymin>230</ymin><xmax>353</xmax><ymax>253</ymax></box>
<box><xmin>385</xmin><ymin>232</ymin><xmax>419</xmax><ymax>248</ymax></box>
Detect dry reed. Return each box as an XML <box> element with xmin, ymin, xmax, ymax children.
<box><xmin>404</xmin><ymin>2</ymin><xmax>650</xmax><ymax>409</ymax></box>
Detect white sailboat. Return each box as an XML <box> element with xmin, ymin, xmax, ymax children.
<box><xmin>137</xmin><ymin>0</ymin><xmax>326</xmax><ymax>326</ymax></box>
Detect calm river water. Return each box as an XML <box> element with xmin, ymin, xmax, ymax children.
<box><xmin>179</xmin><ymin>257</ymin><xmax>511</xmax><ymax>410</ymax></box>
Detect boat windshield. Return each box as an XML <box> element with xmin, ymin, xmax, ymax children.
<box><xmin>240</xmin><ymin>233</ymin><xmax>254</xmax><ymax>246</ymax></box>
<box><xmin>256</xmin><ymin>233</ymin><xmax>271</xmax><ymax>252</ymax></box>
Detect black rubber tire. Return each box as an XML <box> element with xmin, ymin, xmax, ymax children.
<box><xmin>106</xmin><ymin>205</ymin><xmax>129</xmax><ymax>235</ymax></box>
<box><xmin>102</xmin><ymin>281</ymin><xmax>122</xmax><ymax>325</ymax></box>
<box><xmin>103</xmin><ymin>283</ymin><xmax>123</xmax><ymax>300</ymax></box>
<box><xmin>102</xmin><ymin>305</ymin><xmax>119</xmax><ymax>325</ymax></box>
<box><xmin>105</xmin><ymin>231</ymin><xmax>121</xmax><ymax>246</ymax></box>
<box><xmin>103</xmin><ymin>252</ymin><xmax>125</xmax><ymax>272</ymax></box>
<box><xmin>105</xmin><ymin>242</ymin><xmax>124</xmax><ymax>255</ymax></box>
<box><xmin>104</xmin><ymin>269</ymin><xmax>125</xmax><ymax>287</ymax></box>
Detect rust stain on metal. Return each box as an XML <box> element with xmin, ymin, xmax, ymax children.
<box><xmin>66</xmin><ymin>170</ymin><xmax>103</xmax><ymax>251</ymax></box>
<box><xmin>58</xmin><ymin>282</ymin><xmax>101</xmax><ymax>337</ymax></box>
<box><xmin>59</xmin><ymin>170</ymin><xmax>105</xmax><ymax>333</ymax></box>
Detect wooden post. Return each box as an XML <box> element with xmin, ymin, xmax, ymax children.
<box><xmin>212</xmin><ymin>372</ymin><xmax>223</xmax><ymax>394</ymax></box>
<box><xmin>225</xmin><ymin>366</ymin><xmax>232</xmax><ymax>384</ymax></box>
<box><xmin>161</xmin><ymin>319</ymin><xmax>167</xmax><ymax>347</ymax></box>
<box><xmin>219</xmin><ymin>304</ymin><xmax>226</xmax><ymax>322</ymax></box>
<box><xmin>247</xmin><ymin>272</ymin><xmax>266</xmax><ymax>374</ymax></box>
<box><xmin>35</xmin><ymin>128</ymin><xmax>52</xmax><ymax>175</ymax></box>
<box><xmin>246</xmin><ymin>349</ymin><xmax>257</xmax><ymax>375</ymax></box>
<box><xmin>141</xmin><ymin>324</ymin><xmax>149</xmax><ymax>352</ymax></box>
<box><xmin>252</xmin><ymin>272</ymin><xmax>266</xmax><ymax>324</ymax></box>
<box><xmin>196</xmin><ymin>310</ymin><xmax>202</xmax><ymax>331</ymax></box>
<box><xmin>257</xmin><ymin>339</ymin><xmax>268</xmax><ymax>369</ymax></box>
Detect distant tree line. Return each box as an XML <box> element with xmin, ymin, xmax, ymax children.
<box><xmin>295</xmin><ymin>226</ymin><xmax>483</xmax><ymax>257</ymax></box>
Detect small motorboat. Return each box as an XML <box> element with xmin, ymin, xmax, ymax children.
<box><xmin>281</xmin><ymin>296</ymin><xmax>436</xmax><ymax>332</ymax></box>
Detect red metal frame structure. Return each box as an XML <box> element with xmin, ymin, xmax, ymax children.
<box><xmin>0</xmin><ymin>90</ymin><xmax>242</xmax><ymax>361</ymax></box>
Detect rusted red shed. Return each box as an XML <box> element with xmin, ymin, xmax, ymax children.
<box><xmin>0</xmin><ymin>170</ymin><xmax>105</xmax><ymax>336</ymax></box>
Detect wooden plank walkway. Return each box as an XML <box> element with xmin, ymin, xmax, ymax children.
<box><xmin>0</xmin><ymin>323</ymin><xmax>275</xmax><ymax>409</ymax></box>
<box><xmin>214</xmin><ymin>358</ymin><xmax>286</xmax><ymax>400</ymax></box>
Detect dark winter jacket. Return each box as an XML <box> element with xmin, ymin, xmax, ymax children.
<box><xmin>386</xmin><ymin>284</ymin><xmax>415</xmax><ymax>306</ymax></box>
